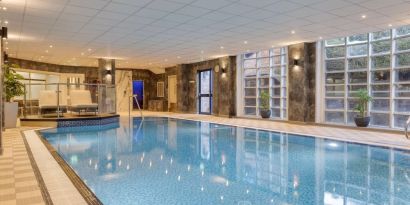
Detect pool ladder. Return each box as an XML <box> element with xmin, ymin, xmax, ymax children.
<box><xmin>405</xmin><ymin>116</ymin><xmax>410</xmax><ymax>140</ymax></box>
<box><xmin>128</xmin><ymin>95</ymin><xmax>143</xmax><ymax>120</ymax></box>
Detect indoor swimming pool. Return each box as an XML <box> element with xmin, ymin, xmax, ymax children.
<box><xmin>40</xmin><ymin>117</ymin><xmax>410</xmax><ymax>205</ymax></box>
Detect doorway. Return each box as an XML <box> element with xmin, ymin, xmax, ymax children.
<box><xmin>198</xmin><ymin>69</ymin><xmax>212</xmax><ymax>114</ymax></box>
<box><xmin>132</xmin><ymin>80</ymin><xmax>144</xmax><ymax>109</ymax></box>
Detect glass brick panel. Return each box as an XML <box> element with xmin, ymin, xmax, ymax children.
<box><xmin>348</xmin><ymin>57</ymin><xmax>368</xmax><ymax>70</ymax></box>
<box><xmin>371</xmin><ymin>40</ymin><xmax>391</xmax><ymax>54</ymax></box>
<box><xmin>371</xmin><ymin>55</ymin><xmax>390</xmax><ymax>69</ymax></box>
<box><xmin>325</xmin><ymin>112</ymin><xmax>345</xmax><ymax>123</ymax></box>
<box><xmin>370</xmin><ymin>113</ymin><xmax>389</xmax><ymax>127</ymax></box>
<box><xmin>326</xmin><ymin>99</ymin><xmax>345</xmax><ymax>109</ymax></box>
<box><xmin>326</xmin><ymin>46</ymin><xmax>345</xmax><ymax>58</ymax></box>
<box><xmin>326</xmin><ymin>59</ymin><xmax>345</xmax><ymax>72</ymax></box>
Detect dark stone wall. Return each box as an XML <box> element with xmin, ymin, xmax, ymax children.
<box><xmin>9</xmin><ymin>58</ymin><xmax>99</xmax><ymax>83</ymax></box>
<box><xmin>165</xmin><ymin>56</ymin><xmax>236</xmax><ymax>117</ymax></box>
<box><xmin>288</xmin><ymin>42</ymin><xmax>316</xmax><ymax>122</ymax></box>
<box><xmin>98</xmin><ymin>59</ymin><xmax>115</xmax><ymax>85</ymax></box>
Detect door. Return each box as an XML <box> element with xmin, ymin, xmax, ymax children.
<box><xmin>132</xmin><ymin>80</ymin><xmax>144</xmax><ymax>109</ymax></box>
<box><xmin>198</xmin><ymin>69</ymin><xmax>212</xmax><ymax>114</ymax></box>
<box><xmin>168</xmin><ymin>75</ymin><xmax>177</xmax><ymax>111</ymax></box>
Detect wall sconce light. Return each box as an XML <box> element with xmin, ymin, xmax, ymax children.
<box><xmin>293</xmin><ymin>59</ymin><xmax>299</xmax><ymax>66</ymax></box>
<box><xmin>221</xmin><ymin>67</ymin><xmax>227</xmax><ymax>78</ymax></box>
<box><xmin>1</xmin><ymin>27</ymin><xmax>7</xmax><ymax>39</ymax></box>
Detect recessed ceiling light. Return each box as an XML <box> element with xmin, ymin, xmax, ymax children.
<box><xmin>361</xmin><ymin>14</ymin><xmax>366</xmax><ymax>19</ymax></box>
<box><xmin>319</xmin><ymin>36</ymin><xmax>323</xmax><ymax>40</ymax></box>
<box><xmin>49</xmin><ymin>45</ymin><xmax>53</xmax><ymax>48</ymax></box>
<box><xmin>45</xmin><ymin>50</ymin><xmax>49</xmax><ymax>53</ymax></box>
<box><xmin>4</xmin><ymin>20</ymin><xmax>8</xmax><ymax>24</ymax></box>
<box><xmin>88</xmin><ymin>48</ymin><xmax>92</xmax><ymax>51</ymax></box>
<box><xmin>244</xmin><ymin>41</ymin><xmax>248</xmax><ymax>44</ymax></box>
<box><xmin>81</xmin><ymin>52</ymin><xmax>84</xmax><ymax>56</ymax></box>
<box><xmin>388</xmin><ymin>24</ymin><xmax>393</xmax><ymax>27</ymax></box>
<box><xmin>5</xmin><ymin>47</ymin><xmax>8</xmax><ymax>50</ymax></box>
<box><xmin>291</xmin><ymin>30</ymin><xmax>295</xmax><ymax>34</ymax></box>
<box><xmin>2</xmin><ymin>7</ymin><xmax>7</xmax><ymax>11</ymax></box>
<box><xmin>220</xmin><ymin>46</ymin><xmax>224</xmax><ymax>49</ymax></box>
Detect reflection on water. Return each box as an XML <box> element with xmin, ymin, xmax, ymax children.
<box><xmin>41</xmin><ymin>117</ymin><xmax>410</xmax><ymax>205</ymax></box>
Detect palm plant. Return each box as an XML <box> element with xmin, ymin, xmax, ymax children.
<box><xmin>259</xmin><ymin>91</ymin><xmax>270</xmax><ymax>110</ymax></box>
<box><xmin>354</xmin><ymin>89</ymin><xmax>372</xmax><ymax>117</ymax></box>
<box><xmin>4</xmin><ymin>64</ymin><xmax>25</xmax><ymax>102</ymax></box>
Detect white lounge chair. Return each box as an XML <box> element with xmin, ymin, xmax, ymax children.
<box><xmin>39</xmin><ymin>90</ymin><xmax>67</xmax><ymax>116</ymax></box>
<box><xmin>69</xmin><ymin>90</ymin><xmax>98</xmax><ymax>115</ymax></box>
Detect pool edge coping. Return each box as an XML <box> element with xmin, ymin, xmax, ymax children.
<box><xmin>21</xmin><ymin>130</ymin><xmax>54</xmax><ymax>205</ymax></box>
<box><xmin>23</xmin><ymin>129</ymin><xmax>100</xmax><ymax>205</ymax></box>
<box><xmin>34</xmin><ymin>129</ymin><xmax>103</xmax><ymax>205</ymax></box>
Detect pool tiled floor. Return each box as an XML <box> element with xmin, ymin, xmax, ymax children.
<box><xmin>0</xmin><ymin>112</ymin><xmax>409</xmax><ymax>205</ymax></box>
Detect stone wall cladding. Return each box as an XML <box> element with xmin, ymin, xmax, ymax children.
<box><xmin>9</xmin><ymin>58</ymin><xmax>99</xmax><ymax>83</ymax></box>
<box><xmin>288</xmin><ymin>43</ymin><xmax>316</xmax><ymax>122</ymax></box>
<box><xmin>165</xmin><ymin>56</ymin><xmax>236</xmax><ymax>117</ymax></box>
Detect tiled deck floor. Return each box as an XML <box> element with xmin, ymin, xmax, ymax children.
<box><xmin>0</xmin><ymin>128</ymin><xmax>44</xmax><ymax>205</ymax></box>
<box><xmin>0</xmin><ymin>111</ymin><xmax>409</xmax><ymax>205</ymax></box>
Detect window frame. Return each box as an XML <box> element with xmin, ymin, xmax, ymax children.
<box><xmin>322</xmin><ymin>27</ymin><xmax>410</xmax><ymax>129</ymax></box>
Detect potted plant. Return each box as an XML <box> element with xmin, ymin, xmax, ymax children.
<box><xmin>354</xmin><ymin>89</ymin><xmax>373</xmax><ymax>127</ymax></box>
<box><xmin>259</xmin><ymin>91</ymin><xmax>271</xmax><ymax>118</ymax></box>
<box><xmin>3</xmin><ymin>64</ymin><xmax>25</xmax><ymax>128</ymax></box>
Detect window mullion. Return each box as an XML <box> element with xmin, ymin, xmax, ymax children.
<box><xmin>344</xmin><ymin>38</ymin><xmax>348</xmax><ymax>125</ymax></box>
<box><xmin>391</xmin><ymin>29</ymin><xmax>396</xmax><ymax>128</ymax></box>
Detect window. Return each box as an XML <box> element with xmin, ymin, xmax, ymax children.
<box><xmin>323</xmin><ymin>26</ymin><xmax>410</xmax><ymax>129</ymax></box>
<box><xmin>157</xmin><ymin>82</ymin><xmax>164</xmax><ymax>97</ymax></box>
<box><xmin>241</xmin><ymin>47</ymin><xmax>288</xmax><ymax>119</ymax></box>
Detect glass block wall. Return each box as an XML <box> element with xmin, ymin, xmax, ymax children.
<box><xmin>323</xmin><ymin>25</ymin><xmax>410</xmax><ymax>128</ymax></box>
<box><xmin>241</xmin><ymin>47</ymin><xmax>288</xmax><ymax>119</ymax></box>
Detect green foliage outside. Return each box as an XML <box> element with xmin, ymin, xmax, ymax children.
<box><xmin>4</xmin><ymin>64</ymin><xmax>25</xmax><ymax>102</ymax></box>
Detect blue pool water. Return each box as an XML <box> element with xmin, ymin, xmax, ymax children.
<box><xmin>41</xmin><ymin>117</ymin><xmax>410</xmax><ymax>205</ymax></box>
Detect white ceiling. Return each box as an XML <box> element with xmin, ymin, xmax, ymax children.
<box><xmin>3</xmin><ymin>0</ymin><xmax>410</xmax><ymax>73</ymax></box>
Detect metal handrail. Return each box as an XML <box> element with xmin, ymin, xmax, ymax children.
<box><xmin>405</xmin><ymin>116</ymin><xmax>410</xmax><ymax>139</ymax></box>
<box><xmin>128</xmin><ymin>95</ymin><xmax>143</xmax><ymax>120</ymax></box>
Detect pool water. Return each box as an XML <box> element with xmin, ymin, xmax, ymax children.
<box><xmin>41</xmin><ymin>117</ymin><xmax>410</xmax><ymax>205</ymax></box>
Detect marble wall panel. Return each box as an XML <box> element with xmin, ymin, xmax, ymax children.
<box><xmin>115</xmin><ymin>70</ymin><xmax>132</xmax><ymax>112</ymax></box>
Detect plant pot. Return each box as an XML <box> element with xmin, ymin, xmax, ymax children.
<box><xmin>4</xmin><ymin>102</ymin><xmax>19</xmax><ymax>128</ymax></box>
<box><xmin>260</xmin><ymin>109</ymin><xmax>271</xmax><ymax>119</ymax></box>
<box><xmin>354</xmin><ymin>116</ymin><xmax>370</xmax><ymax>127</ymax></box>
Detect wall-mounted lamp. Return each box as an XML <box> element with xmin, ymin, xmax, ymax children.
<box><xmin>221</xmin><ymin>67</ymin><xmax>227</xmax><ymax>78</ymax></box>
<box><xmin>1</xmin><ymin>27</ymin><xmax>7</xmax><ymax>39</ymax></box>
<box><xmin>293</xmin><ymin>59</ymin><xmax>299</xmax><ymax>66</ymax></box>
